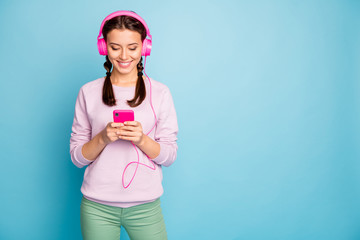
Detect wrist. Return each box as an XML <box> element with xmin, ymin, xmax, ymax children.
<box><xmin>98</xmin><ymin>131</ymin><xmax>107</xmax><ymax>146</ymax></box>
<box><xmin>136</xmin><ymin>134</ymin><xmax>147</xmax><ymax>147</ymax></box>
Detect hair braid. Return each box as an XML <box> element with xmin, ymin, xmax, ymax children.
<box><xmin>127</xmin><ymin>57</ymin><xmax>146</xmax><ymax>107</ymax></box>
<box><xmin>137</xmin><ymin>57</ymin><xmax>144</xmax><ymax>75</ymax></box>
<box><xmin>102</xmin><ymin>55</ymin><xmax>116</xmax><ymax>106</ymax></box>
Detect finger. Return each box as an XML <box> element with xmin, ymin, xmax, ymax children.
<box><xmin>108</xmin><ymin>131</ymin><xmax>121</xmax><ymax>138</ymax></box>
<box><xmin>124</xmin><ymin>121</ymin><xmax>139</xmax><ymax>126</ymax></box>
<box><xmin>111</xmin><ymin>122</ymin><xmax>124</xmax><ymax>128</ymax></box>
<box><xmin>120</xmin><ymin>126</ymin><xmax>137</xmax><ymax>131</ymax></box>
<box><xmin>117</xmin><ymin>131</ymin><xmax>141</xmax><ymax>137</ymax></box>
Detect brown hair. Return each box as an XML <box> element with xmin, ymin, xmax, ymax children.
<box><xmin>102</xmin><ymin>14</ymin><xmax>147</xmax><ymax>107</ymax></box>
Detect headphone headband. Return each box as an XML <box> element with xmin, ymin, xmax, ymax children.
<box><xmin>97</xmin><ymin>10</ymin><xmax>152</xmax><ymax>41</ymax></box>
<box><xmin>97</xmin><ymin>11</ymin><xmax>152</xmax><ymax>56</ymax></box>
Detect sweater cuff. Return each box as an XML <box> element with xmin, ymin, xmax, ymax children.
<box><xmin>150</xmin><ymin>143</ymin><xmax>172</xmax><ymax>167</ymax></box>
<box><xmin>73</xmin><ymin>144</ymin><xmax>93</xmax><ymax>167</ymax></box>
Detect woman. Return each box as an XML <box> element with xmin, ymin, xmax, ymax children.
<box><xmin>69</xmin><ymin>10</ymin><xmax>178</xmax><ymax>240</ymax></box>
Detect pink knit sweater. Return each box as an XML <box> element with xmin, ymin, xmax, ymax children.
<box><xmin>70</xmin><ymin>76</ymin><xmax>178</xmax><ymax>208</ymax></box>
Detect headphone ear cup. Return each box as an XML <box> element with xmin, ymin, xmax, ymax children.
<box><xmin>97</xmin><ymin>38</ymin><xmax>108</xmax><ymax>55</ymax></box>
<box><xmin>142</xmin><ymin>39</ymin><xmax>152</xmax><ymax>56</ymax></box>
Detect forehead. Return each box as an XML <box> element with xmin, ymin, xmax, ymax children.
<box><xmin>106</xmin><ymin>29</ymin><xmax>142</xmax><ymax>44</ymax></box>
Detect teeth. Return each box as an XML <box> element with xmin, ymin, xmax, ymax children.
<box><xmin>119</xmin><ymin>61</ymin><xmax>131</xmax><ymax>65</ymax></box>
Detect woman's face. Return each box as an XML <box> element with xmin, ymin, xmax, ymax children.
<box><xmin>106</xmin><ymin>29</ymin><xmax>143</xmax><ymax>77</ymax></box>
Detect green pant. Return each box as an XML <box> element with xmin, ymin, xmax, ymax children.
<box><xmin>80</xmin><ymin>197</ymin><xmax>167</xmax><ymax>240</ymax></box>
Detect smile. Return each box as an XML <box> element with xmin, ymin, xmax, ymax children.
<box><xmin>117</xmin><ymin>61</ymin><xmax>132</xmax><ymax>68</ymax></box>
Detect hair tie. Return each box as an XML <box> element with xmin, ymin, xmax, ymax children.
<box><xmin>106</xmin><ymin>72</ymin><xmax>111</xmax><ymax>77</ymax></box>
<box><xmin>137</xmin><ymin>72</ymin><xmax>143</xmax><ymax>77</ymax></box>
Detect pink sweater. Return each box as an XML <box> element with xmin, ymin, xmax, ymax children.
<box><xmin>70</xmin><ymin>76</ymin><xmax>178</xmax><ymax>208</ymax></box>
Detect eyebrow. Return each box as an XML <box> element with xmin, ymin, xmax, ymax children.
<box><xmin>109</xmin><ymin>42</ymin><xmax>139</xmax><ymax>46</ymax></box>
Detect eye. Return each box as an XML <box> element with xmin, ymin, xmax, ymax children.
<box><xmin>129</xmin><ymin>48</ymin><xmax>137</xmax><ymax>51</ymax></box>
<box><xmin>111</xmin><ymin>47</ymin><xmax>119</xmax><ymax>50</ymax></box>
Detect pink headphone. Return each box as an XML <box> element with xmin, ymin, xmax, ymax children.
<box><xmin>97</xmin><ymin>10</ymin><xmax>152</xmax><ymax>56</ymax></box>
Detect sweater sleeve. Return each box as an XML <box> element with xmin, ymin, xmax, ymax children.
<box><xmin>69</xmin><ymin>87</ymin><xmax>93</xmax><ymax>168</ymax></box>
<box><xmin>150</xmin><ymin>87</ymin><xmax>179</xmax><ymax>167</ymax></box>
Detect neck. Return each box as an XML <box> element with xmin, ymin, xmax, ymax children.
<box><xmin>110</xmin><ymin>69</ymin><xmax>138</xmax><ymax>85</ymax></box>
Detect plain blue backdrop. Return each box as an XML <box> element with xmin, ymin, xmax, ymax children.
<box><xmin>0</xmin><ymin>0</ymin><xmax>359</xmax><ymax>239</ymax></box>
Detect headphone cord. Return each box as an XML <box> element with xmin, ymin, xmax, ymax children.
<box><xmin>122</xmin><ymin>55</ymin><xmax>158</xmax><ymax>189</ymax></box>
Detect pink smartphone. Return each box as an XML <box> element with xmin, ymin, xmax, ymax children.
<box><xmin>113</xmin><ymin>110</ymin><xmax>134</xmax><ymax>123</ymax></box>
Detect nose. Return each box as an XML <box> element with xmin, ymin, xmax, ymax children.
<box><xmin>120</xmin><ymin>49</ymin><xmax>128</xmax><ymax>60</ymax></box>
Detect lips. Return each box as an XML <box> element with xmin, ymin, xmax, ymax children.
<box><xmin>117</xmin><ymin>60</ymin><xmax>132</xmax><ymax>68</ymax></box>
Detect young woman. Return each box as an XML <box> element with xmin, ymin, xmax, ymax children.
<box><xmin>69</xmin><ymin>10</ymin><xmax>178</xmax><ymax>240</ymax></box>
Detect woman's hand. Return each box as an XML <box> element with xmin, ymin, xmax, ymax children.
<box><xmin>100</xmin><ymin>122</ymin><xmax>124</xmax><ymax>145</ymax></box>
<box><xmin>117</xmin><ymin>121</ymin><xmax>145</xmax><ymax>146</ymax></box>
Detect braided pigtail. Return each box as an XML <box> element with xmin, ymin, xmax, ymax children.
<box><xmin>102</xmin><ymin>55</ymin><xmax>116</xmax><ymax>106</ymax></box>
<box><xmin>128</xmin><ymin>57</ymin><xmax>146</xmax><ymax>107</ymax></box>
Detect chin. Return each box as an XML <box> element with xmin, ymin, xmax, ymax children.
<box><xmin>118</xmin><ymin>69</ymin><xmax>133</xmax><ymax>75</ymax></box>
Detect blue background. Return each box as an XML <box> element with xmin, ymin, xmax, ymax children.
<box><xmin>0</xmin><ymin>0</ymin><xmax>359</xmax><ymax>239</ymax></box>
